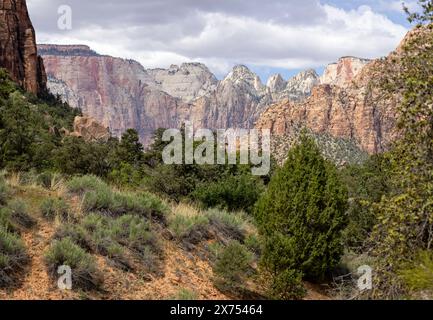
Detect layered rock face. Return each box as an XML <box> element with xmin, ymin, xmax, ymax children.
<box><xmin>255</xmin><ymin>36</ymin><xmax>416</xmax><ymax>163</ymax></box>
<box><xmin>0</xmin><ymin>0</ymin><xmax>46</xmax><ymax>94</ymax></box>
<box><xmin>147</xmin><ymin>63</ymin><xmax>218</xmax><ymax>103</ymax></box>
<box><xmin>320</xmin><ymin>56</ymin><xmax>371</xmax><ymax>87</ymax></box>
<box><xmin>68</xmin><ymin>116</ymin><xmax>111</xmax><ymax>142</ymax></box>
<box><xmin>41</xmin><ymin>46</ymin><xmax>329</xmax><ymax>145</ymax></box>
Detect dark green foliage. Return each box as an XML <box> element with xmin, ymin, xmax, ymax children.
<box><xmin>0</xmin><ymin>69</ymin><xmax>80</xmax><ymax>172</ymax></box>
<box><xmin>268</xmin><ymin>269</ymin><xmax>306</xmax><ymax>300</ymax></box>
<box><xmin>192</xmin><ymin>173</ymin><xmax>264</xmax><ymax>213</ymax></box>
<box><xmin>0</xmin><ymin>226</ymin><xmax>29</xmax><ymax>288</ymax></box>
<box><xmin>52</xmin><ymin>137</ymin><xmax>113</xmax><ymax>176</ymax></box>
<box><xmin>213</xmin><ymin>241</ymin><xmax>253</xmax><ymax>293</ymax></box>
<box><xmin>366</xmin><ymin>11</ymin><xmax>433</xmax><ymax>298</ymax></box>
<box><xmin>255</xmin><ymin>133</ymin><xmax>348</xmax><ymax>298</ymax></box>
<box><xmin>0</xmin><ymin>176</ymin><xmax>9</xmax><ymax>205</ymax></box>
<box><xmin>114</xmin><ymin>129</ymin><xmax>144</xmax><ymax>167</ymax></box>
<box><xmin>339</xmin><ymin>154</ymin><xmax>391</xmax><ymax>249</ymax></box>
<box><xmin>45</xmin><ymin>238</ymin><xmax>103</xmax><ymax>291</ymax></box>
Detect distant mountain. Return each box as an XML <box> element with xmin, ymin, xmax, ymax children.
<box><xmin>39</xmin><ymin>44</ymin><xmax>366</xmax><ymax>147</ymax></box>
<box><xmin>255</xmin><ymin>28</ymin><xmax>429</xmax><ymax>165</ymax></box>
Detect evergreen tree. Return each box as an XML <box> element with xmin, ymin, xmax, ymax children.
<box><xmin>255</xmin><ymin>133</ymin><xmax>348</xmax><ymax>298</ymax></box>
<box><xmin>115</xmin><ymin>129</ymin><xmax>144</xmax><ymax>167</ymax></box>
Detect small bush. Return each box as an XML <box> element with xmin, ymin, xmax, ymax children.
<box><xmin>7</xmin><ymin>199</ymin><xmax>36</xmax><ymax>229</ymax></box>
<box><xmin>0</xmin><ymin>177</ymin><xmax>9</xmax><ymax>205</ymax></box>
<box><xmin>40</xmin><ymin>197</ymin><xmax>70</xmax><ymax>221</ymax></box>
<box><xmin>399</xmin><ymin>251</ymin><xmax>433</xmax><ymax>292</ymax></box>
<box><xmin>81</xmin><ymin>214</ymin><xmax>153</xmax><ymax>272</ymax></box>
<box><xmin>45</xmin><ymin>238</ymin><xmax>103</xmax><ymax>291</ymax></box>
<box><xmin>0</xmin><ymin>207</ymin><xmax>15</xmax><ymax>232</ymax></box>
<box><xmin>206</xmin><ymin>209</ymin><xmax>247</xmax><ymax>242</ymax></box>
<box><xmin>82</xmin><ymin>188</ymin><xmax>168</xmax><ymax>219</ymax></box>
<box><xmin>110</xmin><ymin>215</ymin><xmax>159</xmax><ymax>257</ymax></box>
<box><xmin>193</xmin><ymin>174</ymin><xmax>264</xmax><ymax>213</ymax></box>
<box><xmin>169</xmin><ymin>214</ymin><xmax>210</xmax><ymax>239</ymax></box>
<box><xmin>244</xmin><ymin>234</ymin><xmax>261</xmax><ymax>256</ymax></box>
<box><xmin>213</xmin><ymin>241</ymin><xmax>253</xmax><ymax>293</ymax></box>
<box><xmin>0</xmin><ymin>226</ymin><xmax>29</xmax><ymax>288</ymax></box>
<box><xmin>36</xmin><ymin>171</ymin><xmax>63</xmax><ymax>190</ymax></box>
<box><xmin>170</xmin><ymin>288</ymin><xmax>199</xmax><ymax>300</ymax></box>
<box><xmin>66</xmin><ymin>175</ymin><xmax>109</xmax><ymax>195</ymax></box>
<box><xmin>54</xmin><ymin>224</ymin><xmax>93</xmax><ymax>252</ymax></box>
<box><xmin>268</xmin><ymin>269</ymin><xmax>306</xmax><ymax>300</ymax></box>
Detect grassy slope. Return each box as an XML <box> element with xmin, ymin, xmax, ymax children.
<box><xmin>0</xmin><ymin>174</ymin><xmax>329</xmax><ymax>300</ymax></box>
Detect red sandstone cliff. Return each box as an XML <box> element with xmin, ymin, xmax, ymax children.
<box><xmin>255</xmin><ymin>26</ymin><xmax>431</xmax><ymax>162</ymax></box>
<box><xmin>0</xmin><ymin>0</ymin><xmax>46</xmax><ymax>94</ymax></box>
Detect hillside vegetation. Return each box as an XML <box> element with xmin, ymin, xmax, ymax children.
<box><xmin>0</xmin><ymin>2</ymin><xmax>432</xmax><ymax>300</ymax></box>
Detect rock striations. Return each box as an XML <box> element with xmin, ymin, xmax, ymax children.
<box><xmin>41</xmin><ymin>46</ymin><xmax>330</xmax><ymax>145</ymax></box>
<box><xmin>38</xmin><ymin>43</ymin><xmax>393</xmax><ymax>154</ymax></box>
<box><xmin>254</xmin><ymin>29</ymin><xmax>429</xmax><ymax>164</ymax></box>
<box><xmin>0</xmin><ymin>0</ymin><xmax>46</xmax><ymax>94</ymax></box>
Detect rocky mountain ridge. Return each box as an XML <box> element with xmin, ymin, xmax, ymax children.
<box><xmin>254</xmin><ymin>28</ymin><xmax>429</xmax><ymax>164</ymax></box>
<box><xmin>40</xmin><ymin>44</ymin><xmax>367</xmax><ymax>147</ymax></box>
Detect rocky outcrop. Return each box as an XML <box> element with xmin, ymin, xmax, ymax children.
<box><xmin>320</xmin><ymin>57</ymin><xmax>370</xmax><ymax>87</ymax></box>
<box><xmin>68</xmin><ymin>116</ymin><xmax>110</xmax><ymax>142</ymax></box>
<box><xmin>282</xmin><ymin>69</ymin><xmax>320</xmax><ymax>102</ymax></box>
<box><xmin>0</xmin><ymin>0</ymin><xmax>46</xmax><ymax>94</ymax></box>
<box><xmin>147</xmin><ymin>63</ymin><xmax>218</xmax><ymax>103</ymax></box>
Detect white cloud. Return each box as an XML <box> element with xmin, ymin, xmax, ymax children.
<box><xmin>29</xmin><ymin>1</ymin><xmax>409</xmax><ymax>78</ymax></box>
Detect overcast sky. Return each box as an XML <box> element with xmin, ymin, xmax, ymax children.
<box><xmin>27</xmin><ymin>0</ymin><xmax>419</xmax><ymax>81</ymax></box>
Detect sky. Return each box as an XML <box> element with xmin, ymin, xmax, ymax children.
<box><xmin>27</xmin><ymin>0</ymin><xmax>420</xmax><ymax>82</ymax></box>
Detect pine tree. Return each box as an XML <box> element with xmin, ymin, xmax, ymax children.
<box><xmin>255</xmin><ymin>133</ymin><xmax>348</xmax><ymax>298</ymax></box>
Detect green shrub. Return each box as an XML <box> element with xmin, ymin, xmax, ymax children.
<box><xmin>170</xmin><ymin>288</ymin><xmax>199</xmax><ymax>300</ymax></box>
<box><xmin>169</xmin><ymin>214</ymin><xmax>210</xmax><ymax>239</ymax></box>
<box><xmin>66</xmin><ymin>175</ymin><xmax>110</xmax><ymax>195</ymax></box>
<box><xmin>268</xmin><ymin>269</ymin><xmax>306</xmax><ymax>300</ymax></box>
<box><xmin>213</xmin><ymin>241</ymin><xmax>253</xmax><ymax>293</ymax></box>
<box><xmin>81</xmin><ymin>213</ymin><xmax>155</xmax><ymax>271</ymax></box>
<box><xmin>206</xmin><ymin>209</ymin><xmax>248</xmax><ymax>241</ymax></box>
<box><xmin>7</xmin><ymin>199</ymin><xmax>36</xmax><ymax>229</ymax></box>
<box><xmin>45</xmin><ymin>238</ymin><xmax>103</xmax><ymax>290</ymax></box>
<box><xmin>40</xmin><ymin>197</ymin><xmax>70</xmax><ymax>221</ymax></box>
<box><xmin>35</xmin><ymin>171</ymin><xmax>63</xmax><ymax>190</ymax></box>
<box><xmin>255</xmin><ymin>133</ymin><xmax>348</xmax><ymax>298</ymax></box>
<box><xmin>54</xmin><ymin>224</ymin><xmax>93</xmax><ymax>252</ymax></box>
<box><xmin>193</xmin><ymin>174</ymin><xmax>264</xmax><ymax>213</ymax></box>
<box><xmin>399</xmin><ymin>251</ymin><xmax>433</xmax><ymax>292</ymax></box>
<box><xmin>0</xmin><ymin>177</ymin><xmax>9</xmax><ymax>205</ymax></box>
<box><xmin>110</xmin><ymin>215</ymin><xmax>158</xmax><ymax>256</ymax></box>
<box><xmin>244</xmin><ymin>234</ymin><xmax>261</xmax><ymax>256</ymax></box>
<box><xmin>0</xmin><ymin>207</ymin><xmax>14</xmax><ymax>232</ymax></box>
<box><xmin>82</xmin><ymin>187</ymin><xmax>167</xmax><ymax>219</ymax></box>
<box><xmin>0</xmin><ymin>226</ymin><xmax>29</xmax><ymax>287</ymax></box>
